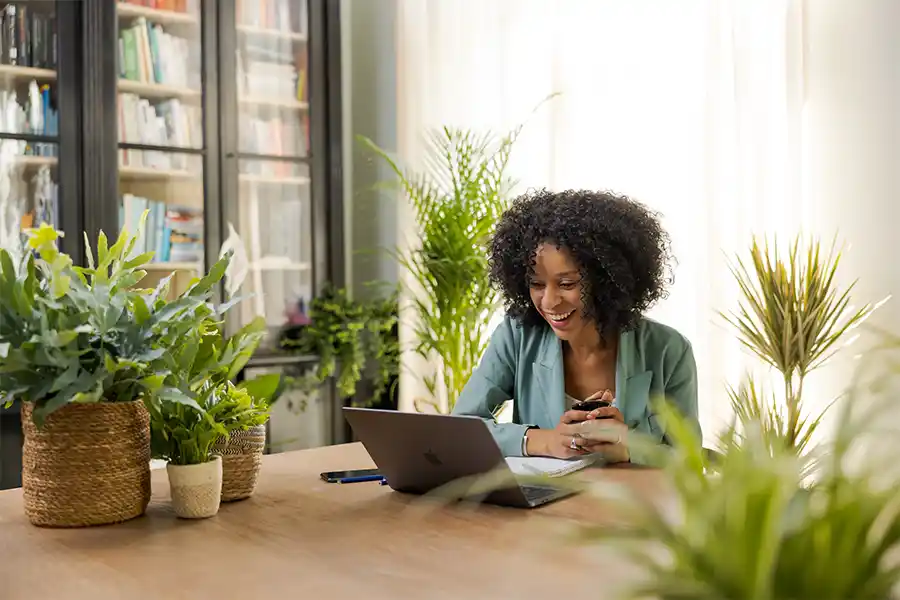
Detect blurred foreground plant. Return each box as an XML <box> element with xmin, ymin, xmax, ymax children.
<box><xmin>583</xmin><ymin>336</ymin><xmax>900</xmax><ymax>600</ymax></box>
<box><xmin>721</xmin><ymin>235</ymin><xmax>875</xmax><ymax>453</ymax></box>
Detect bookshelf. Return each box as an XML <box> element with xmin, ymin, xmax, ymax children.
<box><xmin>0</xmin><ymin>0</ymin><xmax>346</xmax><ymax>489</ymax></box>
<box><xmin>0</xmin><ymin>1</ymin><xmax>61</xmax><ymax>234</ymax></box>
<box><xmin>226</xmin><ymin>0</ymin><xmax>317</xmax><ymax>349</ymax></box>
<box><xmin>116</xmin><ymin>0</ymin><xmax>205</xmax><ymax>295</ymax></box>
<box><xmin>0</xmin><ymin>0</ymin><xmax>83</xmax><ymax>491</ymax></box>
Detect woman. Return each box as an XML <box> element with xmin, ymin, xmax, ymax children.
<box><xmin>453</xmin><ymin>189</ymin><xmax>701</xmax><ymax>464</ymax></box>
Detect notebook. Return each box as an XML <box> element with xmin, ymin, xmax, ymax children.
<box><xmin>505</xmin><ymin>455</ymin><xmax>596</xmax><ymax>478</ymax></box>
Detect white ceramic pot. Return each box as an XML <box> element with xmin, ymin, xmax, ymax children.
<box><xmin>166</xmin><ymin>456</ymin><xmax>223</xmax><ymax>519</ymax></box>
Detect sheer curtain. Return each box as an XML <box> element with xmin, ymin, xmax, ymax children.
<box><xmin>394</xmin><ymin>0</ymin><xmax>838</xmax><ymax>443</ymax></box>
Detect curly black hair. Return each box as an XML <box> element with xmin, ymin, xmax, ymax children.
<box><xmin>489</xmin><ymin>189</ymin><xmax>673</xmax><ymax>336</ymax></box>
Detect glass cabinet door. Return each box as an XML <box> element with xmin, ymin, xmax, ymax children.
<box><xmin>116</xmin><ymin>0</ymin><xmax>205</xmax><ymax>298</ymax></box>
<box><xmin>234</xmin><ymin>0</ymin><xmax>311</xmax><ymax>345</ymax></box>
<box><xmin>0</xmin><ymin>1</ymin><xmax>61</xmax><ymax>236</ymax></box>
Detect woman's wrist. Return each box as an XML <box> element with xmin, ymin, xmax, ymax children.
<box><xmin>523</xmin><ymin>428</ymin><xmax>546</xmax><ymax>457</ymax></box>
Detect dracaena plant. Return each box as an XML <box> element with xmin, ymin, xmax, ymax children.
<box><xmin>145</xmin><ymin>315</ymin><xmax>285</xmax><ymax>465</ymax></box>
<box><xmin>0</xmin><ymin>214</ymin><xmax>231</xmax><ymax>426</ymax></box>
<box><xmin>720</xmin><ymin>235</ymin><xmax>874</xmax><ymax>453</ymax></box>
<box><xmin>583</xmin><ymin>361</ymin><xmax>900</xmax><ymax>600</ymax></box>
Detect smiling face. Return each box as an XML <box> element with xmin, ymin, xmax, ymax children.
<box><xmin>528</xmin><ymin>243</ymin><xmax>589</xmax><ymax>341</ymax></box>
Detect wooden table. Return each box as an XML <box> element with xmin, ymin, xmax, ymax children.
<box><xmin>0</xmin><ymin>443</ymin><xmax>667</xmax><ymax>599</ymax></box>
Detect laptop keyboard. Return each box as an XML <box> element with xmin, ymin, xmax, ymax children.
<box><xmin>521</xmin><ymin>485</ymin><xmax>559</xmax><ymax>503</ymax></box>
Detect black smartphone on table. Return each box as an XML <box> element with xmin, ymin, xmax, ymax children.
<box><xmin>320</xmin><ymin>468</ymin><xmax>383</xmax><ymax>483</ymax></box>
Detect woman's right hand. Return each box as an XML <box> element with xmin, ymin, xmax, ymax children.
<box><xmin>525</xmin><ymin>424</ymin><xmax>603</xmax><ymax>459</ymax></box>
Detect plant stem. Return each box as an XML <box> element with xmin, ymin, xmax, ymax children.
<box><xmin>784</xmin><ymin>371</ymin><xmax>805</xmax><ymax>448</ymax></box>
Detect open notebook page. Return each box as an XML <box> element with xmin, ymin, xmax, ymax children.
<box><xmin>505</xmin><ymin>455</ymin><xmax>596</xmax><ymax>478</ymax></box>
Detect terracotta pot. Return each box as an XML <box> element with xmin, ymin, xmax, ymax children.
<box><xmin>166</xmin><ymin>456</ymin><xmax>223</xmax><ymax>519</ymax></box>
<box><xmin>21</xmin><ymin>400</ymin><xmax>151</xmax><ymax>528</ymax></box>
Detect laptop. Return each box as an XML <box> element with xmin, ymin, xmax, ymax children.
<box><xmin>342</xmin><ymin>407</ymin><xmax>577</xmax><ymax>508</ymax></box>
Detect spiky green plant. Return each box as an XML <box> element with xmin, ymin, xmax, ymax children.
<box><xmin>583</xmin><ymin>360</ymin><xmax>900</xmax><ymax>600</ymax></box>
<box><xmin>358</xmin><ymin>127</ymin><xmax>521</xmax><ymax>413</ymax></box>
<box><xmin>720</xmin><ymin>235</ymin><xmax>873</xmax><ymax>452</ymax></box>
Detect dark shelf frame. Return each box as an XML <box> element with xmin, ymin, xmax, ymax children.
<box><xmin>235</xmin><ymin>151</ymin><xmax>310</xmax><ymax>163</ymax></box>
<box><xmin>118</xmin><ymin>142</ymin><xmax>206</xmax><ymax>155</ymax></box>
<box><xmin>0</xmin><ymin>132</ymin><xmax>59</xmax><ymax>144</ymax></box>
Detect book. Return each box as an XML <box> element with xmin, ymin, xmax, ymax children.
<box><xmin>505</xmin><ymin>456</ymin><xmax>596</xmax><ymax>478</ymax></box>
<box><xmin>236</xmin><ymin>0</ymin><xmax>306</xmax><ymax>34</ymax></box>
<box><xmin>0</xmin><ymin>4</ymin><xmax>59</xmax><ymax>69</ymax></box>
<box><xmin>117</xmin><ymin>17</ymin><xmax>200</xmax><ymax>90</ymax></box>
<box><xmin>120</xmin><ymin>194</ymin><xmax>203</xmax><ymax>263</ymax></box>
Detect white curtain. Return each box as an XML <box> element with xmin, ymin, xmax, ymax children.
<box><xmin>394</xmin><ymin>0</ymin><xmax>878</xmax><ymax>444</ymax></box>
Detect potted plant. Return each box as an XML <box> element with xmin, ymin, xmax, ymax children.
<box><xmin>280</xmin><ymin>283</ymin><xmax>399</xmax><ymax>408</ymax></box>
<box><xmin>146</xmin><ymin>315</ymin><xmax>284</xmax><ymax>512</ymax></box>
<box><xmin>358</xmin><ymin>124</ymin><xmax>524</xmax><ymax>413</ymax></box>
<box><xmin>0</xmin><ymin>219</ymin><xmax>229</xmax><ymax>527</ymax></box>
<box><xmin>582</xmin><ymin>362</ymin><xmax>900</xmax><ymax>600</ymax></box>
<box><xmin>720</xmin><ymin>235</ymin><xmax>875</xmax><ymax>454</ymax></box>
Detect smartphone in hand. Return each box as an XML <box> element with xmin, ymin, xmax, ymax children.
<box><xmin>571</xmin><ymin>398</ymin><xmax>613</xmax><ymax>418</ymax></box>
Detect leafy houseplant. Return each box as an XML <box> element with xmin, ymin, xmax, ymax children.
<box><xmin>583</xmin><ymin>361</ymin><xmax>900</xmax><ymax>600</ymax></box>
<box><xmin>147</xmin><ymin>316</ymin><xmax>284</xmax><ymax>515</ymax></box>
<box><xmin>358</xmin><ymin>125</ymin><xmax>523</xmax><ymax>413</ymax></box>
<box><xmin>720</xmin><ymin>235</ymin><xmax>873</xmax><ymax>453</ymax></box>
<box><xmin>280</xmin><ymin>284</ymin><xmax>399</xmax><ymax>408</ymax></box>
<box><xmin>0</xmin><ymin>219</ymin><xmax>229</xmax><ymax>527</ymax></box>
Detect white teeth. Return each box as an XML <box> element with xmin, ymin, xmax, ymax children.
<box><xmin>547</xmin><ymin>310</ymin><xmax>574</xmax><ymax>322</ymax></box>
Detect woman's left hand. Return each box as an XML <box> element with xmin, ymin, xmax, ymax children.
<box><xmin>585</xmin><ymin>404</ymin><xmax>625</xmax><ymax>423</ymax></box>
<box><xmin>577</xmin><ymin>416</ymin><xmax>630</xmax><ymax>463</ymax></box>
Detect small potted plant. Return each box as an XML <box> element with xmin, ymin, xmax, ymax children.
<box><xmin>211</xmin><ymin>377</ymin><xmax>277</xmax><ymax>501</ymax></box>
<box><xmin>146</xmin><ymin>316</ymin><xmax>283</xmax><ymax>515</ymax></box>
<box><xmin>146</xmin><ymin>382</ymin><xmax>231</xmax><ymax>519</ymax></box>
<box><xmin>0</xmin><ymin>219</ymin><xmax>229</xmax><ymax>527</ymax></box>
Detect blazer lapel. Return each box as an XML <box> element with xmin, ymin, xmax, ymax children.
<box><xmin>534</xmin><ymin>331</ymin><xmax>565</xmax><ymax>426</ymax></box>
<box><xmin>617</xmin><ymin>328</ymin><xmax>652</xmax><ymax>427</ymax></box>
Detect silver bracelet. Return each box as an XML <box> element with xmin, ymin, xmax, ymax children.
<box><xmin>522</xmin><ymin>428</ymin><xmax>531</xmax><ymax>456</ymax></box>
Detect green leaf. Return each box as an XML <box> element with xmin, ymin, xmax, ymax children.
<box><xmin>237</xmin><ymin>373</ymin><xmax>285</xmax><ymax>407</ymax></box>
<box><xmin>83</xmin><ymin>232</ymin><xmax>95</xmax><ymax>269</ymax></box>
<box><xmin>140</xmin><ymin>373</ymin><xmax>166</xmax><ymax>392</ymax></box>
<box><xmin>123</xmin><ymin>252</ymin><xmax>154</xmax><ymax>271</ymax></box>
<box><xmin>156</xmin><ymin>386</ymin><xmax>203</xmax><ymax>412</ymax></box>
<box><xmin>187</xmin><ymin>252</ymin><xmax>230</xmax><ymax>297</ymax></box>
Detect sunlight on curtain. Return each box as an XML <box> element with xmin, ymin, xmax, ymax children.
<box><xmin>395</xmin><ymin>0</ymin><xmax>855</xmax><ymax>443</ymax></box>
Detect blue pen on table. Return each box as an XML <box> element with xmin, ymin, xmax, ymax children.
<box><xmin>337</xmin><ymin>474</ymin><xmax>385</xmax><ymax>484</ymax></box>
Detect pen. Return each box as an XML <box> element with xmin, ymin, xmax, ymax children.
<box><xmin>337</xmin><ymin>474</ymin><xmax>385</xmax><ymax>484</ymax></box>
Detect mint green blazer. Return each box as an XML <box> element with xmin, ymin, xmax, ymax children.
<box><xmin>452</xmin><ymin>315</ymin><xmax>701</xmax><ymax>463</ymax></box>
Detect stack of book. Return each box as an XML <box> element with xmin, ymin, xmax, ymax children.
<box><xmin>121</xmin><ymin>193</ymin><xmax>203</xmax><ymax>264</ymax></box>
<box><xmin>236</xmin><ymin>42</ymin><xmax>304</xmax><ymax>102</ymax></box>
<box><xmin>0</xmin><ymin>4</ymin><xmax>58</xmax><ymax>69</ymax></box>
<box><xmin>238</xmin><ymin>113</ymin><xmax>306</xmax><ymax>159</ymax></box>
<box><xmin>118</xmin><ymin>0</ymin><xmax>199</xmax><ymax>14</ymax></box>
<box><xmin>118</xmin><ymin>16</ymin><xmax>200</xmax><ymax>90</ymax></box>
<box><xmin>236</xmin><ymin>0</ymin><xmax>306</xmax><ymax>34</ymax></box>
<box><xmin>0</xmin><ymin>82</ymin><xmax>57</xmax><ymax>155</ymax></box>
<box><xmin>118</xmin><ymin>93</ymin><xmax>201</xmax><ymax>166</ymax></box>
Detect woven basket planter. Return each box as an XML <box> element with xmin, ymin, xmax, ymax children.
<box><xmin>212</xmin><ymin>424</ymin><xmax>266</xmax><ymax>502</ymax></box>
<box><xmin>20</xmin><ymin>400</ymin><xmax>151</xmax><ymax>528</ymax></box>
